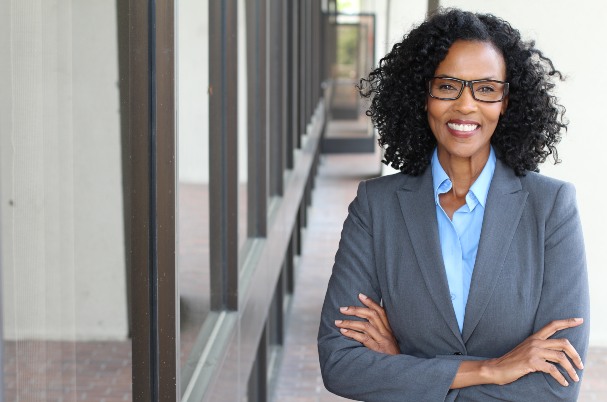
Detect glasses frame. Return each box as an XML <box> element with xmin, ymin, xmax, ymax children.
<box><xmin>427</xmin><ymin>76</ymin><xmax>509</xmax><ymax>103</ymax></box>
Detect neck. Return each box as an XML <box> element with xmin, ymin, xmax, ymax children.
<box><xmin>437</xmin><ymin>148</ymin><xmax>490</xmax><ymax>199</ymax></box>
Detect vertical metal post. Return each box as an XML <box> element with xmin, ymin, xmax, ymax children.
<box><xmin>247</xmin><ymin>326</ymin><xmax>268</xmax><ymax>402</ymax></box>
<box><xmin>290</xmin><ymin>0</ymin><xmax>303</xmax><ymax>148</ymax></box>
<box><xmin>209</xmin><ymin>0</ymin><xmax>239</xmax><ymax>310</ymax></box>
<box><xmin>130</xmin><ymin>0</ymin><xmax>153</xmax><ymax>399</ymax></box>
<box><xmin>298</xmin><ymin>1</ymin><xmax>307</xmax><ymax>139</ymax></box>
<box><xmin>269</xmin><ymin>0</ymin><xmax>284</xmax><ymax>196</ymax></box>
<box><xmin>246</xmin><ymin>0</ymin><xmax>268</xmax><ymax>237</ymax></box>
<box><xmin>154</xmin><ymin>1</ymin><xmax>177</xmax><ymax>399</ymax></box>
<box><xmin>284</xmin><ymin>0</ymin><xmax>294</xmax><ymax>169</ymax></box>
<box><xmin>304</xmin><ymin>0</ymin><xmax>311</xmax><ymax>125</ymax></box>
<box><xmin>428</xmin><ymin>0</ymin><xmax>439</xmax><ymax>14</ymax></box>
<box><xmin>129</xmin><ymin>0</ymin><xmax>176</xmax><ymax>400</ymax></box>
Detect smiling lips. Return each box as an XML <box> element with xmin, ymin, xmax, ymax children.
<box><xmin>447</xmin><ymin>121</ymin><xmax>479</xmax><ymax>137</ymax></box>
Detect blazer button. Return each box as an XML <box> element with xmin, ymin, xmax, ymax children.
<box><xmin>453</xmin><ymin>352</ymin><xmax>463</xmax><ymax>355</ymax></box>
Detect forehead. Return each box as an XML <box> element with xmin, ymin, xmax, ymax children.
<box><xmin>434</xmin><ymin>40</ymin><xmax>506</xmax><ymax>80</ymax></box>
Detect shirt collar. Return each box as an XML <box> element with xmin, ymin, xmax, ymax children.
<box><xmin>431</xmin><ymin>147</ymin><xmax>496</xmax><ymax>209</ymax></box>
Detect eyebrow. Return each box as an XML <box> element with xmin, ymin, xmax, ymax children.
<box><xmin>434</xmin><ymin>74</ymin><xmax>503</xmax><ymax>81</ymax></box>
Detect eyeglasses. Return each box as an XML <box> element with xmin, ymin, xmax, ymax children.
<box><xmin>427</xmin><ymin>76</ymin><xmax>509</xmax><ymax>103</ymax></box>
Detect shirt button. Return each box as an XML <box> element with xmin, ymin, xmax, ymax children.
<box><xmin>450</xmin><ymin>293</ymin><xmax>456</xmax><ymax>301</ymax></box>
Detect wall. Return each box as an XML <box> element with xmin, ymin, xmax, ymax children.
<box><xmin>0</xmin><ymin>0</ymin><xmax>128</xmax><ymax>340</ymax></box>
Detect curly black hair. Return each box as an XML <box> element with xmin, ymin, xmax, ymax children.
<box><xmin>359</xmin><ymin>8</ymin><xmax>567</xmax><ymax>176</ymax></box>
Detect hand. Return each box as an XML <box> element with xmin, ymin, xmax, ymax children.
<box><xmin>486</xmin><ymin>318</ymin><xmax>584</xmax><ymax>387</ymax></box>
<box><xmin>335</xmin><ymin>293</ymin><xmax>400</xmax><ymax>355</ymax></box>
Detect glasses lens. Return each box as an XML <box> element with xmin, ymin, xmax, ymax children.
<box><xmin>471</xmin><ymin>80</ymin><xmax>506</xmax><ymax>102</ymax></box>
<box><xmin>429</xmin><ymin>78</ymin><xmax>463</xmax><ymax>100</ymax></box>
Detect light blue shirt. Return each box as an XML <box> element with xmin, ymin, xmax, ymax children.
<box><xmin>431</xmin><ymin>148</ymin><xmax>496</xmax><ymax>333</ymax></box>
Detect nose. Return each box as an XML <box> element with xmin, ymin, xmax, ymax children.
<box><xmin>453</xmin><ymin>85</ymin><xmax>478</xmax><ymax>113</ymax></box>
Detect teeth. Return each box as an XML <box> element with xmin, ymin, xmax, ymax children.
<box><xmin>448</xmin><ymin>122</ymin><xmax>478</xmax><ymax>132</ymax></box>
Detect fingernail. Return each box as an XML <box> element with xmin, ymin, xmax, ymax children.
<box><xmin>335</xmin><ymin>320</ymin><xmax>342</xmax><ymax>325</ymax></box>
<box><xmin>574</xmin><ymin>318</ymin><xmax>583</xmax><ymax>322</ymax></box>
<box><xmin>564</xmin><ymin>381</ymin><xmax>569</xmax><ymax>387</ymax></box>
<box><xmin>359</xmin><ymin>293</ymin><xmax>368</xmax><ymax>300</ymax></box>
<box><xmin>340</xmin><ymin>306</ymin><xmax>348</xmax><ymax>312</ymax></box>
<box><xmin>580</xmin><ymin>361</ymin><xmax>585</xmax><ymax>370</ymax></box>
<box><xmin>574</xmin><ymin>373</ymin><xmax>579</xmax><ymax>382</ymax></box>
<box><xmin>340</xmin><ymin>328</ymin><xmax>348</xmax><ymax>333</ymax></box>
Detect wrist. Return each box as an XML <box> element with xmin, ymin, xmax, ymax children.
<box><xmin>481</xmin><ymin>358</ymin><xmax>501</xmax><ymax>385</ymax></box>
<box><xmin>451</xmin><ymin>359</ymin><xmax>495</xmax><ymax>389</ymax></box>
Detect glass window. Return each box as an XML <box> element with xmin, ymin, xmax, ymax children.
<box><xmin>176</xmin><ymin>0</ymin><xmax>212</xmax><ymax>378</ymax></box>
<box><xmin>1</xmin><ymin>2</ymin><xmax>132</xmax><ymax>400</ymax></box>
<box><xmin>238</xmin><ymin>0</ymin><xmax>250</xmax><ymax>256</ymax></box>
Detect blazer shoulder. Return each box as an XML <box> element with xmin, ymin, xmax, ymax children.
<box><xmin>362</xmin><ymin>170</ymin><xmax>421</xmax><ymax>195</ymax></box>
<box><xmin>519</xmin><ymin>170</ymin><xmax>576</xmax><ymax>196</ymax></box>
<box><xmin>518</xmin><ymin>171</ymin><xmax>578</xmax><ymax>217</ymax></box>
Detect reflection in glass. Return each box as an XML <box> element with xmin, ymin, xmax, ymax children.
<box><xmin>325</xmin><ymin>14</ymin><xmax>375</xmax><ymax>142</ymax></box>
<box><xmin>177</xmin><ymin>0</ymin><xmax>212</xmax><ymax>378</ymax></box>
<box><xmin>238</xmin><ymin>0</ymin><xmax>249</xmax><ymax>257</ymax></box>
<box><xmin>1</xmin><ymin>2</ymin><xmax>131</xmax><ymax>400</ymax></box>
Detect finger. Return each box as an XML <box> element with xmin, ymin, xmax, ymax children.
<box><xmin>335</xmin><ymin>319</ymin><xmax>384</xmax><ymax>342</ymax></box>
<box><xmin>544</xmin><ymin>349</ymin><xmax>580</xmax><ymax>382</ymax></box>
<box><xmin>358</xmin><ymin>293</ymin><xmax>392</xmax><ymax>330</ymax></box>
<box><xmin>340</xmin><ymin>306</ymin><xmax>390</xmax><ymax>335</ymax></box>
<box><xmin>538</xmin><ymin>360</ymin><xmax>569</xmax><ymax>387</ymax></box>
<box><xmin>534</xmin><ymin>318</ymin><xmax>583</xmax><ymax>340</ymax></box>
<box><xmin>542</xmin><ymin>338</ymin><xmax>584</xmax><ymax>370</ymax></box>
<box><xmin>338</xmin><ymin>327</ymin><xmax>376</xmax><ymax>349</ymax></box>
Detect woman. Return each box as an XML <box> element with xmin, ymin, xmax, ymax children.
<box><xmin>317</xmin><ymin>8</ymin><xmax>589</xmax><ymax>402</ymax></box>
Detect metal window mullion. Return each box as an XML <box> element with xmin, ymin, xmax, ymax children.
<box><xmin>129</xmin><ymin>0</ymin><xmax>176</xmax><ymax>400</ymax></box>
<box><xmin>130</xmin><ymin>0</ymin><xmax>154</xmax><ymax>400</ymax></box>
<box><xmin>308</xmin><ymin>0</ymin><xmax>314</xmax><ymax>121</ymax></box>
<box><xmin>311</xmin><ymin>0</ymin><xmax>318</xmax><ymax>105</ymax></box>
<box><xmin>269</xmin><ymin>0</ymin><xmax>284</xmax><ymax>196</ymax></box>
<box><xmin>317</xmin><ymin>0</ymin><xmax>323</xmax><ymax>102</ymax></box>
<box><xmin>290</xmin><ymin>0</ymin><xmax>302</xmax><ymax>149</ymax></box>
<box><xmin>246</xmin><ymin>0</ymin><xmax>268</xmax><ymax>237</ymax></box>
<box><xmin>209</xmin><ymin>0</ymin><xmax>239</xmax><ymax>310</ymax></box>
<box><xmin>298</xmin><ymin>0</ymin><xmax>306</xmax><ymax>138</ymax></box>
<box><xmin>302</xmin><ymin>0</ymin><xmax>308</xmax><ymax>126</ymax></box>
<box><xmin>284</xmin><ymin>0</ymin><xmax>294</xmax><ymax>169</ymax></box>
<box><xmin>153</xmin><ymin>0</ymin><xmax>177</xmax><ymax>400</ymax></box>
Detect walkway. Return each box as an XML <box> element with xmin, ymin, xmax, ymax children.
<box><xmin>273</xmin><ymin>153</ymin><xmax>606</xmax><ymax>401</ymax></box>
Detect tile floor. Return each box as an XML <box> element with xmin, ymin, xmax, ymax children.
<box><xmin>272</xmin><ymin>153</ymin><xmax>606</xmax><ymax>402</ymax></box>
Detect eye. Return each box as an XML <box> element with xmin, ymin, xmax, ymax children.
<box><xmin>475</xmin><ymin>84</ymin><xmax>497</xmax><ymax>93</ymax></box>
<box><xmin>438</xmin><ymin>83</ymin><xmax>457</xmax><ymax>91</ymax></box>
<box><xmin>432</xmin><ymin>79</ymin><xmax>460</xmax><ymax>93</ymax></box>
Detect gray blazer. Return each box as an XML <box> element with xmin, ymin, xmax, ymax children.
<box><xmin>318</xmin><ymin>158</ymin><xmax>590</xmax><ymax>402</ymax></box>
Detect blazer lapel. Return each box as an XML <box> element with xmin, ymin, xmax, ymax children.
<box><xmin>462</xmin><ymin>159</ymin><xmax>529</xmax><ymax>343</ymax></box>
<box><xmin>396</xmin><ymin>169</ymin><xmax>464</xmax><ymax>345</ymax></box>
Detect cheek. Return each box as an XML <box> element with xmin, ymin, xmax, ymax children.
<box><xmin>426</xmin><ymin>101</ymin><xmax>446</xmax><ymax>124</ymax></box>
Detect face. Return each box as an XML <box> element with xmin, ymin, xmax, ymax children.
<box><xmin>427</xmin><ymin>40</ymin><xmax>508</xmax><ymax>163</ymax></box>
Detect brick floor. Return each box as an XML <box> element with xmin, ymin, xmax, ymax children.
<box><xmin>273</xmin><ymin>153</ymin><xmax>607</xmax><ymax>402</ymax></box>
<box><xmin>3</xmin><ymin>340</ymin><xmax>131</xmax><ymax>402</ymax></box>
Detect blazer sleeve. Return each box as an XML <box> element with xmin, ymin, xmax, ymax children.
<box><xmin>317</xmin><ymin>180</ymin><xmax>462</xmax><ymax>402</ymax></box>
<box><xmin>456</xmin><ymin>182</ymin><xmax>590</xmax><ymax>401</ymax></box>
